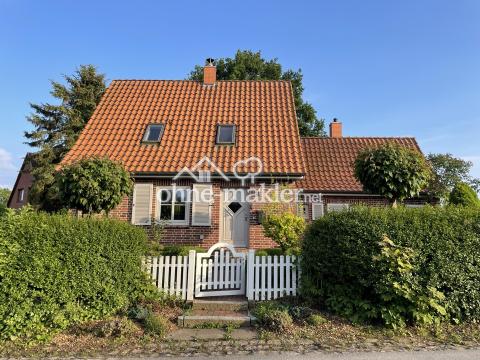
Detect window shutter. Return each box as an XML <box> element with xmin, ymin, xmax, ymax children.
<box><xmin>132</xmin><ymin>183</ymin><xmax>153</xmax><ymax>225</ymax></box>
<box><xmin>312</xmin><ymin>203</ymin><xmax>324</xmax><ymax>220</ymax></box>
<box><xmin>192</xmin><ymin>184</ymin><xmax>213</xmax><ymax>226</ymax></box>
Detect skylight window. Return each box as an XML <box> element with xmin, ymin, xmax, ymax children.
<box><xmin>216</xmin><ymin>124</ymin><xmax>236</xmax><ymax>144</ymax></box>
<box><xmin>143</xmin><ymin>124</ymin><xmax>164</xmax><ymax>143</ymax></box>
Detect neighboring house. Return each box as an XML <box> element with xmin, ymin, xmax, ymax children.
<box><xmin>298</xmin><ymin>120</ymin><xmax>428</xmax><ymax>221</ymax></box>
<box><xmin>60</xmin><ymin>59</ymin><xmax>429</xmax><ymax>249</ymax></box>
<box><xmin>7</xmin><ymin>153</ymin><xmax>34</xmax><ymax>209</ymax></box>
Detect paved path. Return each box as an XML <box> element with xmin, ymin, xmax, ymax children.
<box><xmin>116</xmin><ymin>349</ymin><xmax>480</xmax><ymax>360</ymax></box>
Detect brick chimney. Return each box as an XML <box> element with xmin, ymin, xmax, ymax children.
<box><xmin>203</xmin><ymin>58</ymin><xmax>216</xmax><ymax>85</ymax></box>
<box><xmin>329</xmin><ymin>118</ymin><xmax>342</xmax><ymax>138</ymax></box>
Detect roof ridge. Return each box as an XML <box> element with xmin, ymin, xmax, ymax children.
<box><xmin>110</xmin><ymin>79</ymin><xmax>291</xmax><ymax>83</ymax></box>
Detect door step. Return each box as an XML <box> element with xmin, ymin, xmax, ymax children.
<box><xmin>179</xmin><ymin>298</ymin><xmax>255</xmax><ymax>328</ymax></box>
<box><xmin>192</xmin><ymin>299</ymin><xmax>248</xmax><ymax>312</ymax></box>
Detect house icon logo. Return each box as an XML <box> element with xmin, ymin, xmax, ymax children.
<box><xmin>173</xmin><ymin>156</ymin><xmax>263</xmax><ymax>185</ymax></box>
<box><xmin>173</xmin><ymin>156</ymin><xmax>230</xmax><ymax>183</ymax></box>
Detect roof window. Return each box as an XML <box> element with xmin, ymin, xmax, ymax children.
<box><xmin>143</xmin><ymin>124</ymin><xmax>164</xmax><ymax>143</ymax></box>
<box><xmin>216</xmin><ymin>124</ymin><xmax>235</xmax><ymax>144</ymax></box>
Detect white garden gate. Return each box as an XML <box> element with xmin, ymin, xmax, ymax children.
<box><xmin>144</xmin><ymin>243</ymin><xmax>299</xmax><ymax>301</ymax></box>
<box><xmin>194</xmin><ymin>243</ymin><xmax>246</xmax><ymax>297</ymax></box>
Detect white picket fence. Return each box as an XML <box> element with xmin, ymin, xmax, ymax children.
<box><xmin>143</xmin><ymin>243</ymin><xmax>300</xmax><ymax>301</ymax></box>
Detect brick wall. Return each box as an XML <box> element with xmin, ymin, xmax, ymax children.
<box><xmin>109</xmin><ymin>178</ymin><xmax>282</xmax><ymax>249</ymax></box>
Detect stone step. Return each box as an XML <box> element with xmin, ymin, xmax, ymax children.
<box><xmin>178</xmin><ymin>314</ymin><xmax>256</xmax><ymax>328</ymax></box>
<box><xmin>192</xmin><ymin>299</ymin><xmax>248</xmax><ymax>312</ymax></box>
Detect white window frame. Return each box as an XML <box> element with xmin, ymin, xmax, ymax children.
<box><xmin>326</xmin><ymin>203</ymin><xmax>350</xmax><ymax>213</ymax></box>
<box><xmin>18</xmin><ymin>188</ymin><xmax>25</xmax><ymax>202</ymax></box>
<box><xmin>156</xmin><ymin>186</ymin><xmax>190</xmax><ymax>226</ymax></box>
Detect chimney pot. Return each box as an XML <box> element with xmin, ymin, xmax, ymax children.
<box><xmin>203</xmin><ymin>58</ymin><xmax>216</xmax><ymax>85</ymax></box>
<box><xmin>329</xmin><ymin>118</ymin><xmax>343</xmax><ymax>138</ymax></box>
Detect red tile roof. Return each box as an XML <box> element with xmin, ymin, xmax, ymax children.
<box><xmin>299</xmin><ymin>137</ymin><xmax>422</xmax><ymax>192</ymax></box>
<box><xmin>61</xmin><ymin>80</ymin><xmax>305</xmax><ymax>176</ymax></box>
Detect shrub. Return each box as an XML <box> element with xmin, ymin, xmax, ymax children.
<box><xmin>253</xmin><ymin>302</ymin><xmax>293</xmax><ymax>332</ymax></box>
<box><xmin>288</xmin><ymin>306</ymin><xmax>314</xmax><ymax>324</ymax></box>
<box><xmin>354</xmin><ymin>142</ymin><xmax>431</xmax><ymax>207</ymax></box>
<box><xmin>449</xmin><ymin>182</ymin><xmax>480</xmax><ymax>208</ymax></box>
<box><xmin>306</xmin><ymin>314</ymin><xmax>327</xmax><ymax>326</ymax></box>
<box><xmin>301</xmin><ymin>206</ymin><xmax>480</xmax><ymax>328</ymax></box>
<box><xmin>160</xmin><ymin>245</ymin><xmax>206</xmax><ymax>256</ymax></box>
<box><xmin>57</xmin><ymin>157</ymin><xmax>132</xmax><ymax>215</ymax></box>
<box><xmin>143</xmin><ymin>312</ymin><xmax>169</xmax><ymax>336</ymax></box>
<box><xmin>75</xmin><ymin>318</ymin><xmax>139</xmax><ymax>337</ymax></box>
<box><xmin>261</xmin><ymin>212</ymin><xmax>305</xmax><ymax>252</ymax></box>
<box><xmin>0</xmin><ymin>208</ymin><xmax>149</xmax><ymax>341</ymax></box>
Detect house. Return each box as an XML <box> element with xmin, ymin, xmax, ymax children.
<box><xmin>60</xmin><ymin>59</ymin><xmax>429</xmax><ymax>249</ymax></box>
<box><xmin>298</xmin><ymin>120</ymin><xmax>427</xmax><ymax>220</ymax></box>
<box><xmin>7</xmin><ymin>153</ymin><xmax>34</xmax><ymax>209</ymax></box>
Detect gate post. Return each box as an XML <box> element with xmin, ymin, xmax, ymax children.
<box><xmin>186</xmin><ymin>250</ymin><xmax>196</xmax><ymax>301</ymax></box>
<box><xmin>247</xmin><ymin>249</ymin><xmax>255</xmax><ymax>300</ymax></box>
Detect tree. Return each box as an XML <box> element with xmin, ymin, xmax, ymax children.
<box><xmin>24</xmin><ymin>65</ymin><xmax>106</xmax><ymax>211</ymax></box>
<box><xmin>354</xmin><ymin>143</ymin><xmax>431</xmax><ymax>207</ymax></box>
<box><xmin>427</xmin><ymin>153</ymin><xmax>480</xmax><ymax>202</ymax></box>
<box><xmin>57</xmin><ymin>157</ymin><xmax>132</xmax><ymax>215</ymax></box>
<box><xmin>188</xmin><ymin>50</ymin><xmax>325</xmax><ymax>136</ymax></box>
<box><xmin>0</xmin><ymin>187</ymin><xmax>11</xmax><ymax>214</ymax></box>
<box><xmin>0</xmin><ymin>188</ymin><xmax>10</xmax><ymax>207</ymax></box>
<box><xmin>449</xmin><ymin>182</ymin><xmax>480</xmax><ymax>208</ymax></box>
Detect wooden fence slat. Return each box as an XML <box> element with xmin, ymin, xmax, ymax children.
<box><xmin>169</xmin><ymin>256</ymin><xmax>176</xmax><ymax>295</ymax></box>
<box><xmin>175</xmin><ymin>256</ymin><xmax>182</xmax><ymax>296</ymax></box>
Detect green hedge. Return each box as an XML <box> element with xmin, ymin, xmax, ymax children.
<box><xmin>0</xmin><ymin>208</ymin><xmax>149</xmax><ymax>341</ymax></box>
<box><xmin>301</xmin><ymin>206</ymin><xmax>480</xmax><ymax>327</ymax></box>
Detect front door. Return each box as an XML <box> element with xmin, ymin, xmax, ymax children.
<box><xmin>221</xmin><ymin>189</ymin><xmax>249</xmax><ymax>247</ymax></box>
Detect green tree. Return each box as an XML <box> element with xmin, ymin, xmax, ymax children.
<box><xmin>57</xmin><ymin>157</ymin><xmax>132</xmax><ymax>215</ymax></box>
<box><xmin>0</xmin><ymin>188</ymin><xmax>10</xmax><ymax>207</ymax></box>
<box><xmin>24</xmin><ymin>65</ymin><xmax>106</xmax><ymax>211</ymax></box>
<box><xmin>449</xmin><ymin>182</ymin><xmax>480</xmax><ymax>208</ymax></box>
<box><xmin>427</xmin><ymin>153</ymin><xmax>480</xmax><ymax>202</ymax></box>
<box><xmin>0</xmin><ymin>187</ymin><xmax>11</xmax><ymax>214</ymax></box>
<box><xmin>354</xmin><ymin>142</ymin><xmax>431</xmax><ymax>207</ymax></box>
<box><xmin>188</xmin><ymin>50</ymin><xmax>325</xmax><ymax>136</ymax></box>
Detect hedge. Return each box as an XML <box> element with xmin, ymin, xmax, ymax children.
<box><xmin>301</xmin><ymin>206</ymin><xmax>480</xmax><ymax>328</ymax></box>
<box><xmin>0</xmin><ymin>208</ymin><xmax>149</xmax><ymax>341</ymax></box>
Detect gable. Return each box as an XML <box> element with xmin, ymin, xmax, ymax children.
<box><xmin>61</xmin><ymin>80</ymin><xmax>305</xmax><ymax>176</ymax></box>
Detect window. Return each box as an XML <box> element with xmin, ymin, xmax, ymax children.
<box><xmin>143</xmin><ymin>124</ymin><xmax>165</xmax><ymax>143</ymax></box>
<box><xmin>326</xmin><ymin>203</ymin><xmax>350</xmax><ymax>213</ymax></box>
<box><xmin>17</xmin><ymin>188</ymin><xmax>25</xmax><ymax>202</ymax></box>
<box><xmin>216</xmin><ymin>124</ymin><xmax>235</xmax><ymax>144</ymax></box>
<box><xmin>157</xmin><ymin>187</ymin><xmax>190</xmax><ymax>225</ymax></box>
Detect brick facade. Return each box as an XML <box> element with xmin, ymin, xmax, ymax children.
<box><xmin>109</xmin><ymin>178</ymin><xmax>281</xmax><ymax>249</ymax></box>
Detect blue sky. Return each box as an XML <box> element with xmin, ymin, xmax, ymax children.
<box><xmin>1</xmin><ymin>0</ymin><xmax>479</xmax><ymax>188</ymax></box>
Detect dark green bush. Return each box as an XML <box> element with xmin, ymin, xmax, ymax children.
<box><xmin>301</xmin><ymin>206</ymin><xmax>480</xmax><ymax>328</ymax></box>
<box><xmin>0</xmin><ymin>208</ymin><xmax>149</xmax><ymax>341</ymax></box>
<box><xmin>158</xmin><ymin>245</ymin><xmax>206</xmax><ymax>256</ymax></box>
<box><xmin>255</xmin><ymin>248</ymin><xmax>300</xmax><ymax>256</ymax></box>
